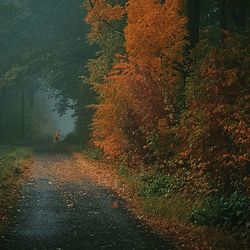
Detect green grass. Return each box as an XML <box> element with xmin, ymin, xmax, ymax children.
<box><xmin>0</xmin><ymin>145</ymin><xmax>33</xmax><ymax>234</ymax></box>
<box><xmin>117</xmin><ymin>165</ymin><xmax>241</xmax><ymax>247</ymax></box>
<box><xmin>117</xmin><ymin>166</ymin><xmax>202</xmax><ymax>223</ymax></box>
<box><xmin>142</xmin><ymin>196</ymin><xmax>200</xmax><ymax>223</ymax></box>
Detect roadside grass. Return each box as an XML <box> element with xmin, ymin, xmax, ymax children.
<box><xmin>116</xmin><ymin>164</ymin><xmax>240</xmax><ymax>249</ymax></box>
<box><xmin>142</xmin><ymin>196</ymin><xmax>198</xmax><ymax>222</ymax></box>
<box><xmin>74</xmin><ymin>151</ymin><xmax>239</xmax><ymax>249</ymax></box>
<box><xmin>0</xmin><ymin>145</ymin><xmax>33</xmax><ymax>234</ymax></box>
<box><xmin>119</xmin><ymin>167</ymin><xmax>200</xmax><ymax>223</ymax></box>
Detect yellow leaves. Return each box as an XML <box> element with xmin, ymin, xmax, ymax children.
<box><xmin>89</xmin><ymin>0</ymin><xmax>188</xmax><ymax>159</ymax></box>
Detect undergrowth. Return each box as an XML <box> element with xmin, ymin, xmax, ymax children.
<box><xmin>117</xmin><ymin>161</ymin><xmax>246</xmax><ymax>247</ymax></box>
<box><xmin>82</xmin><ymin>146</ymin><xmax>103</xmax><ymax>160</ymax></box>
<box><xmin>0</xmin><ymin>145</ymin><xmax>33</xmax><ymax>234</ymax></box>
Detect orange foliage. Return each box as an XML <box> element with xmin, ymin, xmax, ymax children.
<box><xmin>91</xmin><ymin>0</ymin><xmax>187</xmax><ymax>159</ymax></box>
<box><xmin>85</xmin><ymin>1</ymin><xmax>249</xmax><ymax>192</ymax></box>
<box><xmin>180</xmin><ymin>36</ymin><xmax>250</xmax><ymax>192</ymax></box>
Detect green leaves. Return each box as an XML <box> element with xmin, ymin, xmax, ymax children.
<box><xmin>190</xmin><ymin>192</ymin><xmax>250</xmax><ymax>238</ymax></box>
<box><xmin>138</xmin><ymin>172</ymin><xmax>178</xmax><ymax>197</ymax></box>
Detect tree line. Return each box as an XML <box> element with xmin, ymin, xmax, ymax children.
<box><xmin>0</xmin><ymin>0</ymin><xmax>95</xmax><ymax>143</ymax></box>
<box><xmin>84</xmin><ymin>0</ymin><xmax>249</xmax><ymax>195</ymax></box>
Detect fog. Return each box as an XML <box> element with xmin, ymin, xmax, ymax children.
<box><xmin>0</xmin><ymin>0</ymin><xmax>95</xmax><ymax>144</ymax></box>
<box><xmin>34</xmin><ymin>86</ymin><xmax>75</xmax><ymax>140</ymax></box>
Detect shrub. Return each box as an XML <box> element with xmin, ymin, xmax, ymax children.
<box><xmin>138</xmin><ymin>172</ymin><xmax>177</xmax><ymax>197</ymax></box>
<box><xmin>83</xmin><ymin>146</ymin><xmax>103</xmax><ymax>160</ymax></box>
<box><xmin>190</xmin><ymin>192</ymin><xmax>250</xmax><ymax>238</ymax></box>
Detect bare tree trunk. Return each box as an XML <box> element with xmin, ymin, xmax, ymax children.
<box><xmin>235</xmin><ymin>0</ymin><xmax>247</xmax><ymax>30</ymax></box>
<box><xmin>219</xmin><ymin>0</ymin><xmax>229</xmax><ymax>31</ymax></box>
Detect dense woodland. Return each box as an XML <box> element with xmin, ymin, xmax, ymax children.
<box><xmin>0</xmin><ymin>0</ymin><xmax>250</xmax><ymax>246</ymax></box>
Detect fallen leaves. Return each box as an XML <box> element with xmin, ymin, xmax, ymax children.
<box><xmin>73</xmin><ymin>153</ymin><xmax>239</xmax><ymax>250</ymax></box>
<box><xmin>111</xmin><ymin>202</ymin><xmax>119</xmax><ymax>209</ymax></box>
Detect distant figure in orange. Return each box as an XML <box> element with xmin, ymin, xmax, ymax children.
<box><xmin>54</xmin><ymin>129</ymin><xmax>61</xmax><ymax>144</ymax></box>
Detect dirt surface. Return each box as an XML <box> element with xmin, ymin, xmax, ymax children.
<box><xmin>0</xmin><ymin>153</ymin><xmax>174</xmax><ymax>250</ymax></box>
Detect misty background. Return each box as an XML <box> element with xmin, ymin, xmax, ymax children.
<box><xmin>0</xmin><ymin>0</ymin><xmax>95</xmax><ymax>144</ymax></box>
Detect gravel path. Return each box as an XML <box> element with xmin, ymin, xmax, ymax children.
<box><xmin>0</xmin><ymin>153</ymin><xmax>174</xmax><ymax>250</ymax></box>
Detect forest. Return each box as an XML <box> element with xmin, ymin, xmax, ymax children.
<box><xmin>0</xmin><ymin>0</ymin><xmax>94</xmax><ymax>143</ymax></box>
<box><xmin>0</xmin><ymin>0</ymin><xmax>250</xmax><ymax>249</ymax></box>
<box><xmin>84</xmin><ymin>0</ymin><xmax>250</xmax><ymax>247</ymax></box>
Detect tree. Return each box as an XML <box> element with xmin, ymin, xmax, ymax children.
<box><xmin>85</xmin><ymin>0</ymin><xmax>250</xmax><ymax>193</ymax></box>
<box><xmin>86</xmin><ymin>0</ymin><xmax>187</xmax><ymax>161</ymax></box>
<box><xmin>0</xmin><ymin>0</ymin><xmax>95</xmax><ymax>142</ymax></box>
<box><xmin>187</xmin><ymin>0</ymin><xmax>201</xmax><ymax>47</ymax></box>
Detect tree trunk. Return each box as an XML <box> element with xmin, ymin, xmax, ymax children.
<box><xmin>219</xmin><ymin>0</ymin><xmax>229</xmax><ymax>31</ymax></box>
<box><xmin>187</xmin><ymin>0</ymin><xmax>200</xmax><ymax>47</ymax></box>
<box><xmin>235</xmin><ymin>0</ymin><xmax>247</xmax><ymax>30</ymax></box>
<box><xmin>21</xmin><ymin>88</ymin><xmax>25</xmax><ymax>139</ymax></box>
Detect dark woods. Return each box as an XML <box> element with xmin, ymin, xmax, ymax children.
<box><xmin>0</xmin><ymin>0</ymin><xmax>95</xmax><ymax>143</ymax></box>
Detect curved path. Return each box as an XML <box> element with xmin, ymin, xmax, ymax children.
<box><xmin>0</xmin><ymin>153</ymin><xmax>174</xmax><ymax>250</ymax></box>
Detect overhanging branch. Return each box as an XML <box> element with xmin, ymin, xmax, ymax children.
<box><xmin>87</xmin><ymin>0</ymin><xmax>124</xmax><ymax>37</ymax></box>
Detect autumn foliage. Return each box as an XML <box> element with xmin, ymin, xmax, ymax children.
<box><xmin>85</xmin><ymin>0</ymin><xmax>250</xmax><ymax>194</ymax></box>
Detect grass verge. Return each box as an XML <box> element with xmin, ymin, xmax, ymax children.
<box><xmin>75</xmin><ymin>151</ymin><xmax>240</xmax><ymax>250</ymax></box>
<box><xmin>0</xmin><ymin>145</ymin><xmax>33</xmax><ymax>235</ymax></box>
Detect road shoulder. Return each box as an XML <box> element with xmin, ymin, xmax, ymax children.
<box><xmin>73</xmin><ymin>153</ymin><xmax>238</xmax><ymax>250</ymax></box>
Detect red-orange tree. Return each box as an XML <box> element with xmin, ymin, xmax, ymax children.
<box><xmin>84</xmin><ymin>0</ymin><xmax>249</xmax><ymax>193</ymax></box>
<box><xmin>87</xmin><ymin>0</ymin><xmax>187</xmax><ymax>161</ymax></box>
<box><xmin>180</xmin><ymin>35</ymin><xmax>250</xmax><ymax>192</ymax></box>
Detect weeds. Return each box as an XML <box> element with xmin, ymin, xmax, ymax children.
<box><xmin>142</xmin><ymin>196</ymin><xmax>198</xmax><ymax>222</ymax></box>
<box><xmin>0</xmin><ymin>145</ymin><xmax>33</xmax><ymax>234</ymax></box>
<box><xmin>82</xmin><ymin>146</ymin><xmax>103</xmax><ymax>160</ymax></box>
<box><xmin>190</xmin><ymin>192</ymin><xmax>250</xmax><ymax>240</ymax></box>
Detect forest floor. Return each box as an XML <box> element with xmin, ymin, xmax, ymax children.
<box><xmin>0</xmin><ymin>153</ymin><xmax>173</xmax><ymax>250</ymax></box>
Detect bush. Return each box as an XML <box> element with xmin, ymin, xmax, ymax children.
<box><xmin>0</xmin><ymin>146</ymin><xmax>33</xmax><ymax>234</ymax></box>
<box><xmin>118</xmin><ymin>163</ymin><xmax>129</xmax><ymax>177</ymax></box>
<box><xmin>190</xmin><ymin>192</ymin><xmax>250</xmax><ymax>238</ymax></box>
<box><xmin>138</xmin><ymin>172</ymin><xmax>177</xmax><ymax>197</ymax></box>
<box><xmin>83</xmin><ymin>146</ymin><xmax>103</xmax><ymax>160</ymax></box>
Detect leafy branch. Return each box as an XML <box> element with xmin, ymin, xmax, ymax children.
<box><xmin>87</xmin><ymin>0</ymin><xmax>124</xmax><ymax>36</ymax></box>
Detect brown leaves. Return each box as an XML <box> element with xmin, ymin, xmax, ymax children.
<box><xmin>111</xmin><ymin>201</ymin><xmax>119</xmax><ymax>209</ymax></box>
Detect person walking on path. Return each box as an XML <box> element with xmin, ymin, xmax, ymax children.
<box><xmin>54</xmin><ymin>129</ymin><xmax>61</xmax><ymax>145</ymax></box>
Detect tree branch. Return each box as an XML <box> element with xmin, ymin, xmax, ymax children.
<box><xmin>173</xmin><ymin>61</ymin><xmax>188</xmax><ymax>77</ymax></box>
<box><xmin>87</xmin><ymin>0</ymin><xmax>124</xmax><ymax>37</ymax></box>
<box><xmin>88</xmin><ymin>0</ymin><xmax>95</xmax><ymax>8</ymax></box>
<box><xmin>102</xmin><ymin>19</ymin><xmax>124</xmax><ymax>36</ymax></box>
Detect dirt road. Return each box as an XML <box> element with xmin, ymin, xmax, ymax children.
<box><xmin>0</xmin><ymin>153</ymin><xmax>174</xmax><ymax>250</ymax></box>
